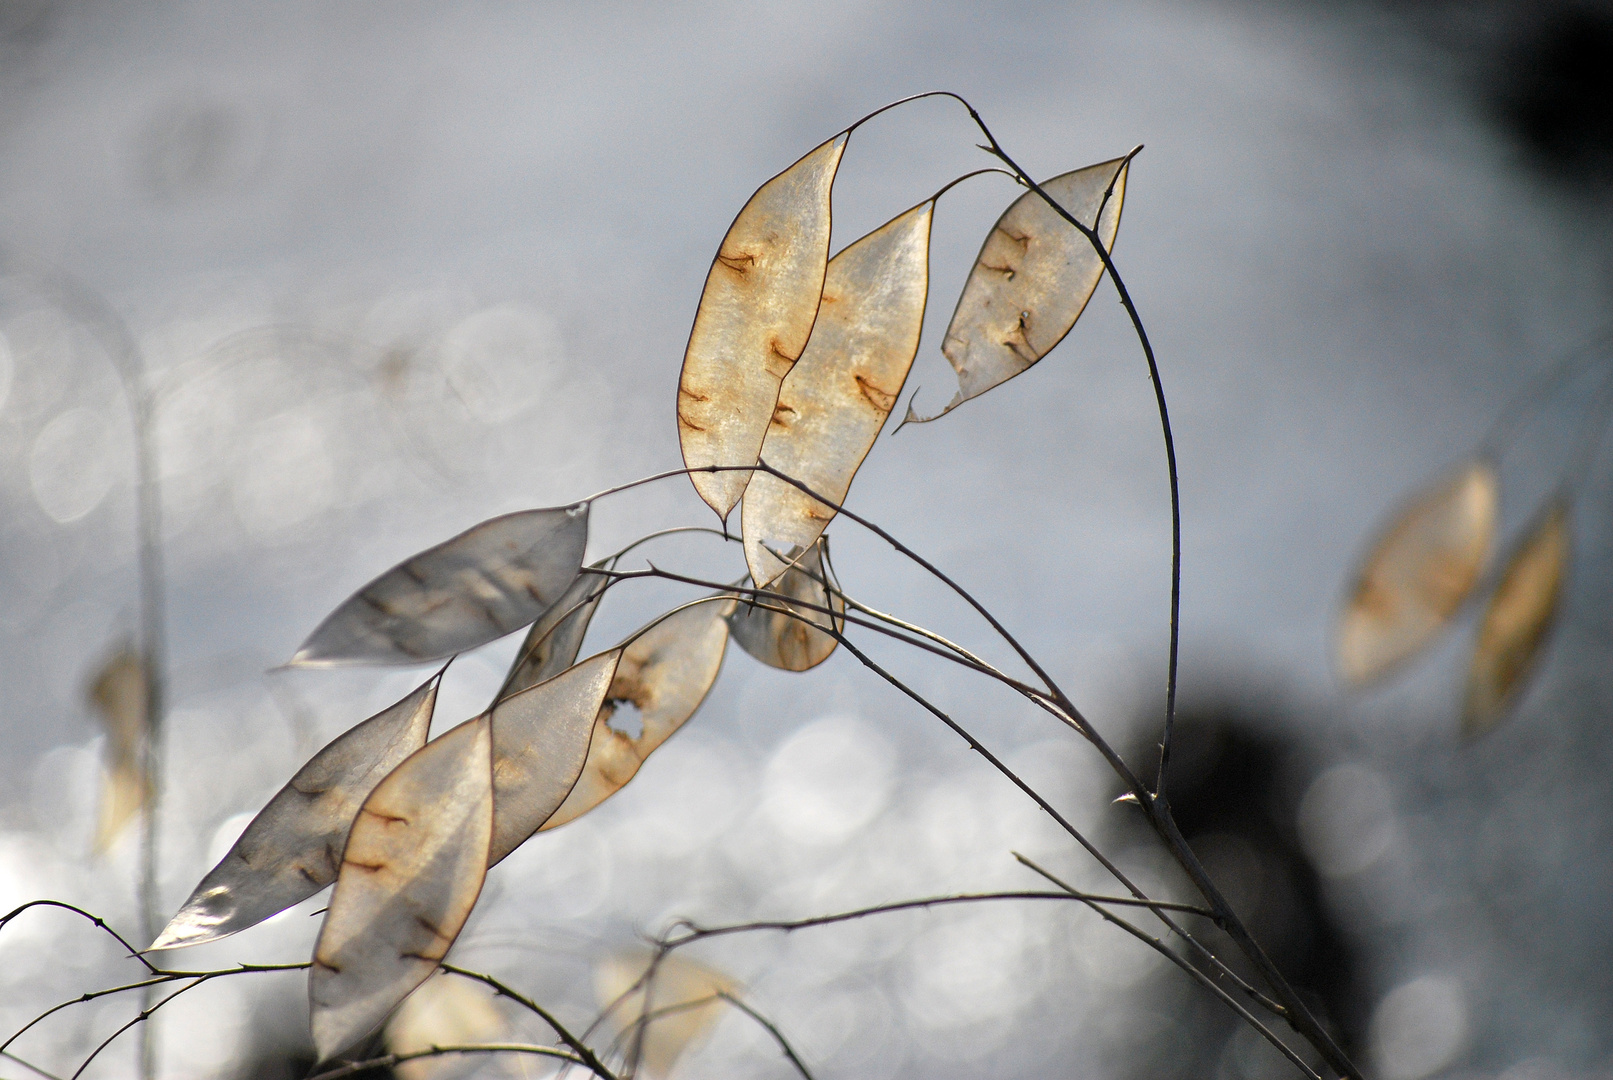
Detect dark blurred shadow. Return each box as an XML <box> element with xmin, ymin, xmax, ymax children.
<box><xmin>1119</xmin><ymin>700</ymin><xmax>1365</xmax><ymax>1080</ymax></box>
<box><xmin>1310</xmin><ymin>0</ymin><xmax>1613</xmax><ymax>190</ymax></box>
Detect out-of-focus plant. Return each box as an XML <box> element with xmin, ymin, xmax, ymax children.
<box><xmin>3</xmin><ymin>94</ymin><xmax>1369</xmax><ymax>1080</ymax></box>
<box><xmin>1337</xmin><ymin>333</ymin><xmax>1610</xmax><ymax>737</ymax></box>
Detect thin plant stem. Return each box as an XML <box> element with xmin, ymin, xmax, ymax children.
<box><xmin>761</xmin><ymin>96</ymin><xmax>1359</xmax><ymax>1080</ymax></box>
<box><xmin>587</xmin><ymin>453</ymin><xmax>1351</xmax><ymax>1077</ymax></box>
<box><xmin>597</xmin><ymin>564</ymin><xmax>1048</xmax><ymax>701</ymax></box>
<box><xmin>72</xmin><ymin>979</ymin><xmax>200</xmax><ymax>1080</ymax></box>
<box><xmin>307</xmin><ymin>1044</ymin><xmax>584</xmax><ymax>1080</ymax></box>
<box><xmin>1043</xmin><ymin>876</ymin><xmax>1320</xmax><ymax>1080</ymax></box>
<box><xmin>715</xmin><ymin>993</ymin><xmax>814</xmax><ymax>1080</ymax></box>
<box><xmin>2</xmin><ymin>1048</ymin><xmax>67</xmax><ymax>1080</ymax></box>
<box><xmin>0</xmin><ymin>900</ymin><xmax>158</xmax><ymax>973</ymax></box>
<box><xmin>1</xmin><ymin>258</ymin><xmax>171</xmax><ymax>1080</ymax></box>
<box><xmin>1013</xmin><ymin>854</ymin><xmax>1286</xmax><ymax>1018</ymax></box>
<box><xmin>950</xmin><ymin>120</ymin><xmax>1181</xmax><ymax>800</ymax></box>
<box><xmin>748</xmin><ymin>460</ymin><xmax>1155</xmax><ymax>792</ymax></box>
<box><xmin>659</xmin><ymin>892</ymin><xmax>1215</xmax><ymax>947</ymax></box>
<box><xmin>440</xmin><ymin>964</ymin><xmax>619</xmax><ymax>1080</ymax></box>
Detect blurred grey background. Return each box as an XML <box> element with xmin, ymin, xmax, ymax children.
<box><xmin>2</xmin><ymin>1</ymin><xmax>1612</xmax><ymax>1078</ymax></box>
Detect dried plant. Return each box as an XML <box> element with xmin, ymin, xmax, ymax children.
<box><xmin>3</xmin><ymin>93</ymin><xmax>1373</xmax><ymax>1080</ymax></box>
<box><xmin>1337</xmin><ymin>331</ymin><xmax>1613</xmax><ymax>736</ymax></box>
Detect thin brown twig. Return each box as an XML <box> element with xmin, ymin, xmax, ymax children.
<box><xmin>596</xmin><ymin>985</ymin><xmax>814</xmax><ymax>1080</ymax></box>
<box><xmin>307</xmin><ymin>1043</ymin><xmax>584</xmax><ymax>1080</ymax></box>
<box><xmin>950</xmin><ymin>117</ymin><xmax>1182</xmax><ymax>803</ymax></box>
<box><xmin>746</xmin><ymin>370</ymin><xmax>1353</xmax><ymax>1078</ymax></box>
<box><xmin>2</xmin><ymin>1047</ymin><xmax>67</xmax><ymax>1080</ymax></box>
<box><xmin>717</xmin><ymin>993</ymin><xmax>815</xmax><ymax>1080</ymax></box>
<box><xmin>439</xmin><ymin>964</ymin><xmax>619</xmax><ymax>1080</ymax></box>
<box><xmin>0</xmin><ymin>901</ymin><xmax>158</xmax><ymax>974</ymax></box>
<box><xmin>597</xmin><ymin>564</ymin><xmax>1051</xmax><ymax>704</ymax></box>
<box><xmin>71</xmin><ymin>979</ymin><xmax>201</xmax><ymax>1080</ymax></box>
<box><xmin>1013</xmin><ymin>854</ymin><xmax>1286</xmax><ymax>1018</ymax></box>
<box><xmin>746</xmin><ymin>460</ymin><xmax>1156</xmax><ymax>797</ymax></box>
<box><xmin>2</xmin><ymin>963</ymin><xmax>308</xmax><ymax>1056</ymax></box>
<box><xmin>595</xmin><ymin>466</ymin><xmax>1336</xmax><ymax>1075</ymax></box>
<box><xmin>658</xmin><ymin>891</ymin><xmax>1215</xmax><ymax>948</ymax></box>
<box><xmin>1030</xmin><ymin>868</ymin><xmax>1321</xmax><ymax>1080</ymax></box>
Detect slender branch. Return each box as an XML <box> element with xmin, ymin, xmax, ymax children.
<box><xmin>71</xmin><ymin>978</ymin><xmax>203</xmax><ymax>1080</ymax></box>
<box><xmin>3</xmin><ymin>963</ymin><xmax>307</xmax><ymax>1056</ymax></box>
<box><xmin>821</xmin><ymin>626</ymin><xmax>1312</xmax><ymax>1056</ymax></box>
<box><xmin>440</xmin><ymin>964</ymin><xmax>619</xmax><ymax>1080</ymax></box>
<box><xmin>597</xmin><ymin>564</ymin><xmax>1049</xmax><ymax>703</ymax></box>
<box><xmin>2</xmin><ymin>1048</ymin><xmax>67</xmax><ymax>1080</ymax></box>
<box><xmin>747</xmin><ymin>461</ymin><xmax>1155</xmax><ymax>796</ymax></box>
<box><xmin>307</xmin><ymin>1044</ymin><xmax>584</xmax><ymax>1080</ymax></box>
<box><xmin>948</xmin><ymin>129</ymin><xmax>1181</xmax><ymax>799</ymax></box>
<box><xmin>826</xmin><ymin>633</ymin><xmax>1166</xmax><ymax>924</ymax></box>
<box><xmin>604</xmin><ymin>990</ymin><xmax>815</xmax><ymax>1080</ymax></box>
<box><xmin>659</xmin><ymin>892</ymin><xmax>1214</xmax><ymax>949</ymax></box>
<box><xmin>0</xmin><ymin>901</ymin><xmax>157</xmax><ymax>973</ymax></box>
<box><xmin>2</xmin><ymin>976</ymin><xmax>174</xmax><ymax>1054</ymax></box>
<box><xmin>581</xmin><ymin>455</ymin><xmax>1352</xmax><ymax>1078</ymax></box>
<box><xmin>0</xmin><ymin>256</ymin><xmax>171</xmax><ymax>1080</ymax></box>
<box><xmin>1013</xmin><ymin>855</ymin><xmax>1285</xmax><ymax>1018</ymax></box>
<box><xmin>948</xmin><ymin>102</ymin><xmax>1363</xmax><ymax>1080</ymax></box>
<box><xmin>749</xmin><ymin>461</ymin><xmax>1065</xmax><ymax>702</ymax></box>
<box><xmin>716</xmin><ymin>993</ymin><xmax>815</xmax><ymax>1080</ymax></box>
<box><xmin>1033</xmin><ymin>872</ymin><xmax>1320</xmax><ymax>1080</ymax></box>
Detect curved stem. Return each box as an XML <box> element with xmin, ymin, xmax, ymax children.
<box><xmin>660</xmin><ymin>892</ymin><xmax>1214</xmax><ymax>947</ymax></box>
<box><xmin>716</xmin><ymin>993</ymin><xmax>815</xmax><ymax>1080</ymax></box>
<box><xmin>949</xmin><ymin>102</ymin><xmax>1362</xmax><ymax>1080</ymax></box>
<box><xmin>953</xmin><ymin>122</ymin><xmax>1180</xmax><ymax>798</ymax></box>
<box><xmin>440</xmin><ymin>964</ymin><xmax>619</xmax><ymax>1080</ymax></box>
<box><xmin>0</xmin><ymin>256</ymin><xmax>169</xmax><ymax>1080</ymax></box>
<box><xmin>0</xmin><ymin>900</ymin><xmax>157</xmax><ymax>973</ymax></box>
<box><xmin>308</xmin><ymin>1044</ymin><xmax>584</xmax><ymax>1080</ymax></box>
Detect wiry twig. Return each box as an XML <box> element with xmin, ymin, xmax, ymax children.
<box><xmin>659</xmin><ymin>891</ymin><xmax>1215</xmax><ymax>948</ymax></box>
<box><xmin>3</xmin><ymin>963</ymin><xmax>307</xmax><ymax>1058</ymax></box>
<box><xmin>440</xmin><ymin>964</ymin><xmax>619</xmax><ymax>1080</ymax></box>
<box><xmin>307</xmin><ymin>1043</ymin><xmax>584</xmax><ymax>1080</ymax></box>
<box><xmin>951</xmin><ymin>118</ymin><xmax>1181</xmax><ymax>801</ymax></box>
<box><xmin>717</xmin><ymin>993</ymin><xmax>814</xmax><ymax>1080</ymax></box>
<box><xmin>578</xmin><ymin>454</ymin><xmax>1350</xmax><ymax>1078</ymax></box>
<box><xmin>596</xmin><ymin>564</ymin><xmax>1051</xmax><ymax>705</ymax></box>
<box><xmin>1011</xmin><ymin>859</ymin><xmax>1320</xmax><ymax>1080</ymax></box>
<box><xmin>1012</xmin><ymin>855</ymin><xmax>1285</xmax><ymax>1018</ymax></box>
<box><xmin>746</xmin><ymin>460</ymin><xmax>1155</xmax><ymax>796</ymax></box>
<box><xmin>0</xmin><ymin>901</ymin><xmax>157</xmax><ymax>974</ymax></box>
<box><xmin>2</xmin><ymin>1048</ymin><xmax>67</xmax><ymax>1080</ymax></box>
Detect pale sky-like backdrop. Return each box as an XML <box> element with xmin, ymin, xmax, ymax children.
<box><xmin>2</xmin><ymin>3</ymin><xmax>1611</xmax><ymax>1078</ymax></box>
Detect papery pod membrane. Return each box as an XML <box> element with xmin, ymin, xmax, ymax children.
<box><xmin>542</xmin><ymin>598</ymin><xmax>737</xmax><ymax>831</ymax></box>
<box><xmin>87</xmin><ymin>646</ymin><xmax>148</xmax><ymax>852</ymax></box>
<box><xmin>150</xmin><ymin>674</ymin><xmax>441</xmax><ymax>951</ymax></box>
<box><xmin>742</xmin><ymin>200</ymin><xmax>933</xmax><ymax>588</ymax></box>
<box><xmin>1338</xmin><ymin>461</ymin><xmax>1498</xmax><ymax>685</ymax></box>
<box><xmin>310</xmin><ymin>715</ymin><xmax>493</xmax><ymax>1062</ymax></box>
<box><xmin>497</xmin><ymin>566</ymin><xmax>608</xmax><ymax>700</ymax></box>
<box><xmin>291</xmin><ymin>503</ymin><xmax>590</xmax><ymax>667</ymax></box>
<box><xmin>488</xmin><ymin>650</ymin><xmax>620</xmax><ymax>865</ymax></box>
<box><xmin>383</xmin><ymin>971</ymin><xmax>507</xmax><ymax>1080</ymax></box>
<box><xmin>95</xmin><ymin>763</ymin><xmax>147</xmax><ymax>855</ymax></box>
<box><xmin>595</xmin><ymin>949</ymin><xmax>737</xmax><ymax>1080</ymax></box>
<box><xmin>729</xmin><ymin>539</ymin><xmax>845</xmax><ymax>671</ymax></box>
<box><xmin>1462</xmin><ymin>501</ymin><xmax>1570</xmax><ymax>739</ymax></box>
<box><xmin>678</xmin><ymin>133</ymin><xmax>849</xmax><ymax>519</ymax></box>
<box><xmin>905</xmin><ymin>156</ymin><xmax>1129</xmax><ymax>422</ymax></box>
